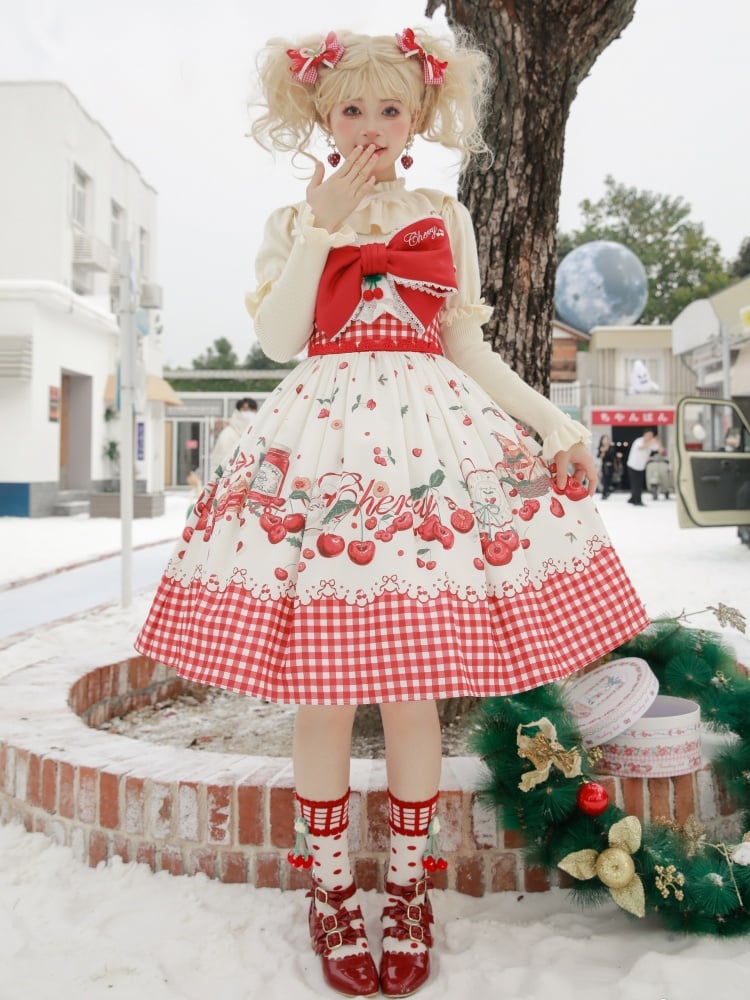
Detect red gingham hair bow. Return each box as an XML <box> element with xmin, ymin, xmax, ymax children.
<box><xmin>396</xmin><ymin>28</ymin><xmax>447</xmax><ymax>85</ymax></box>
<box><xmin>287</xmin><ymin>31</ymin><xmax>345</xmax><ymax>85</ymax></box>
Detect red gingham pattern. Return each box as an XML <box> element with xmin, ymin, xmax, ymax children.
<box><xmin>135</xmin><ymin>545</ymin><xmax>649</xmax><ymax>705</ymax></box>
<box><xmin>388</xmin><ymin>792</ymin><xmax>438</xmax><ymax>836</ymax></box>
<box><xmin>297</xmin><ymin>790</ymin><xmax>350</xmax><ymax>836</ymax></box>
<box><xmin>307</xmin><ymin>314</ymin><xmax>443</xmax><ymax>356</ymax></box>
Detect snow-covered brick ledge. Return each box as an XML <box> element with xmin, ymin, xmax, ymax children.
<box><xmin>0</xmin><ymin>655</ymin><xmax>741</xmax><ymax>896</ymax></box>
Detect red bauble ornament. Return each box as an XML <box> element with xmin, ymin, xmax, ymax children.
<box><xmin>576</xmin><ymin>781</ymin><xmax>610</xmax><ymax>817</ymax></box>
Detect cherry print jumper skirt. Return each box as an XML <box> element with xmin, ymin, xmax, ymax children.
<box><xmin>136</xmin><ymin>215</ymin><xmax>649</xmax><ymax>705</ymax></box>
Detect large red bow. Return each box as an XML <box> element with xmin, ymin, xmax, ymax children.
<box><xmin>314</xmin><ymin>219</ymin><xmax>457</xmax><ymax>337</ymax></box>
<box><xmin>287</xmin><ymin>32</ymin><xmax>345</xmax><ymax>84</ymax></box>
<box><xmin>396</xmin><ymin>28</ymin><xmax>448</xmax><ymax>85</ymax></box>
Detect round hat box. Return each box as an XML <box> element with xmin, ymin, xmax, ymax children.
<box><xmin>563</xmin><ymin>658</ymin><xmax>701</xmax><ymax>778</ymax></box>
<box><xmin>597</xmin><ymin>695</ymin><xmax>702</xmax><ymax>778</ymax></box>
<box><xmin>563</xmin><ymin>657</ymin><xmax>659</xmax><ymax>748</ymax></box>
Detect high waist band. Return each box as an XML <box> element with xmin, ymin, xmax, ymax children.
<box><xmin>308</xmin><ymin>335</ymin><xmax>443</xmax><ymax>357</ymax></box>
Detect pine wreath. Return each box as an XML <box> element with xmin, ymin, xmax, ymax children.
<box><xmin>469</xmin><ymin>607</ymin><xmax>750</xmax><ymax>935</ymax></box>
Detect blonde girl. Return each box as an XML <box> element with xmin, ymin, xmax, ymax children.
<box><xmin>137</xmin><ymin>26</ymin><xmax>648</xmax><ymax>999</ymax></box>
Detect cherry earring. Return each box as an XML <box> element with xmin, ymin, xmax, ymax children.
<box><xmin>400</xmin><ymin>135</ymin><xmax>414</xmax><ymax>170</ymax></box>
<box><xmin>325</xmin><ymin>134</ymin><xmax>341</xmax><ymax>167</ymax></box>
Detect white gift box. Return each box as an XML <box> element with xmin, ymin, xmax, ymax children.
<box><xmin>563</xmin><ymin>658</ymin><xmax>702</xmax><ymax>778</ymax></box>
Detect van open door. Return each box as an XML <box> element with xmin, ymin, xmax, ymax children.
<box><xmin>675</xmin><ymin>397</ymin><xmax>750</xmax><ymax>542</ymax></box>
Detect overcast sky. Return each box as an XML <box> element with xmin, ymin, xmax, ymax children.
<box><xmin>2</xmin><ymin>0</ymin><xmax>748</xmax><ymax>368</ymax></box>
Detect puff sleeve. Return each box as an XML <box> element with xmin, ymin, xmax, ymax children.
<box><xmin>245</xmin><ymin>203</ymin><xmax>357</xmax><ymax>363</ymax></box>
<box><xmin>439</xmin><ymin>197</ymin><xmax>591</xmax><ymax>461</ymax></box>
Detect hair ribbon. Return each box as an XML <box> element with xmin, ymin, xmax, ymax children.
<box><xmin>396</xmin><ymin>28</ymin><xmax>447</xmax><ymax>85</ymax></box>
<box><xmin>287</xmin><ymin>32</ymin><xmax>345</xmax><ymax>84</ymax></box>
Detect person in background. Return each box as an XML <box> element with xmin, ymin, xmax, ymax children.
<box><xmin>210</xmin><ymin>397</ymin><xmax>257</xmax><ymax>472</ymax></box>
<box><xmin>596</xmin><ymin>434</ymin><xmax>621</xmax><ymax>499</ymax></box>
<box><xmin>626</xmin><ymin>427</ymin><xmax>664</xmax><ymax>506</ymax></box>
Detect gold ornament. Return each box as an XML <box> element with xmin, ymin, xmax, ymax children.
<box><xmin>558</xmin><ymin>815</ymin><xmax>645</xmax><ymax>917</ymax></box>
<box><xmin>596</xmin><ymin>847</ymin><xmax>635</xmax><ymax>889</ymax></box>
<box><xmin>654</xmin><ymin>864</ymin><xmax>686</xmax><ymax>901</ymax></box>
<box><xmin>516</xmin><ymin>717</ymin><xmax>582</xmax><ymax>792</ymax></box>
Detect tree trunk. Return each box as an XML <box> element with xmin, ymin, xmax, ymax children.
<box><xmin>423</xmin><ymin>1</ymin><xmax>636</xmax><ymax>732</ymax></box>
<box><xmin>425</xmin><ymin>0</ymin><xmax>636</xmax><ymax>393</ymax></box>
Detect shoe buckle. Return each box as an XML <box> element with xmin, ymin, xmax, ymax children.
<box><xmin>325</xmin><ymin>929</ymin><xmax>343</xmax><ymax>950</ymax></box>
<box><xmin>406</xmin><ymin>904</ymin><xmax>422</xmax><ymax>923</ymax></box>
<box><xmin>407</xmin><ymin>923</ymin><xmax>424</xmax><ymax>943</ymax></box>
<box><xmin>314</xmin><ymin>886</ymin><xmax>329</xmax><ymax>905</ymax></box>
<box><xmin>414</xmin><ymin>877</ymin><xmax>427</xmax><ymax>896</ymax></box>
<box><xmin>321</xmin><ymin>914</ymin><xmax>338</xmax><ymax>933</ymax></box>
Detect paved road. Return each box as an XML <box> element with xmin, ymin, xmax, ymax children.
<box><xmin>0</xmin><ymin>541</ymin><xmax>173</xmax><ymax>641</ymax></box>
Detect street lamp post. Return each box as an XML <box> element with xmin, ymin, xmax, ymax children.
<box><xmin>118</xmin><ymin>236</ymin><xmax>136</xmax><ymax>608</ymax></box>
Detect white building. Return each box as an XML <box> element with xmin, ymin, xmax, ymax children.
<box><xmin>0</xmin><ymin>81</ymin><xmax>177</xmax><ymax>517</ymax></box>
<box><xmin>671</xmin><ymin>276</ymin><xmax>750</xmax><ymax>418</ymax></box>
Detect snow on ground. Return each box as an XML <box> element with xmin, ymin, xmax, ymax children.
<box><xmin>1</xmin><ymin>489</ymin><xmax>749</xmax><ymax>999</ymax></box>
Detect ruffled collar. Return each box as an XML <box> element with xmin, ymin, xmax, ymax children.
<box><xmin>349</xmin><ymin>178</ymin><xmax>439</xmax><ymax>234</ymax></box>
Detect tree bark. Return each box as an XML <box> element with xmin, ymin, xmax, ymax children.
<box><xmin>425</xmin><ymin>0</ymin><xmax>637</xmax><ymax>393</ymax></box>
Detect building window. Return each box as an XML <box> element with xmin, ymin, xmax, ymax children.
<box><xmin>139</xmin><ymin>226</ymin><xmax>149</xmax><ymax>279</ymax></box>
<box><xmin>72</xmin><ymin>166</ymin><xmax>89</xmax><ymax>228</ymax></box>
<box><xmin>110</xmin><ymin>201</ymin><xmax>123</xmax><ymax>251</ymax></box>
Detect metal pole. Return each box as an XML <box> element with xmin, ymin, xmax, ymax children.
<box><xmin>118</xmin><ymin>235</ymin><xmax>135</xmax><ymax>607</ymax></box>
<box><xmin>720</xmin><ymin>323</ymin><xmax>732</xmax><ymax>399</ymax></box>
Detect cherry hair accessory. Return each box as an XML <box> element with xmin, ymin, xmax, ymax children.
<box><xmin>287</xmin><ymin>31</ymin><xmax>345</xmax><ymax>85</ymax></box>
<box><xmin>396</xmin><ymin>28</ymin><xmax>448</xmax><ymax>85</ymax></box>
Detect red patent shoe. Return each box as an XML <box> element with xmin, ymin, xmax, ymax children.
<box><xmin>379</xmin><ymin>878</ymin><xmax>434</xmax><ymax>998</ymax></box>
<box><xmin>308</xmin><ymin>883</ymin><xmax>379</xmax><ymax>998</ymax></box>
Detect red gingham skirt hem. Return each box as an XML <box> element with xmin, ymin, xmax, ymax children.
<box><xmin>135</xmin><ymin>546</ymin><xmax>650</xmax><ymax>705</ymax></box>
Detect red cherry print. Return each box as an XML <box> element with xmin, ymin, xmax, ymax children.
<box><xmin>283</xmin><ymin>513</ymin><xmax>305</xmax><ymax>532</ymax></box>
<box><xmin>177</xmin><ymin>550</ymin><xmax>186</xmax><ymax>559</ymax></box>
<box><xmin>182</xmin><ymin>526</ymin><xmax>194</xmax><ymax>542</ymax></box>
<box><xmin>450</xmin><ymin>508</ymin><xmax>474</xmax><ymax>533</ymax></box>
<box><xmin>347</xmin><ymin>540</ymin><xmax>376</xmax><ymax>565</ymax></box>
<box><xmin>417</xmin><ymin>514</ymin><xmax>439</xmax><ymax>541</ymax></box>
<box><xmin>260</xmin><ymin>511</ymin><xmax>282</xmax><ymax>533</ymax></box>
<box><xmin>463</xmin><ymin>416</ymin><xmax>472</xmax><ymax>426</ymax></box>
<box><xmin>473</xmin><ymin>557</ymin><xmax>485</xmax><ymax>570</ymax></box>
<box><xmin>426</xmin><ymin>560</ymin><xmax>437</xmax><ymax>570</ymax></box>
<box><xmin>576</xmin><ymin>782</ymin><xmax>610</xmax><ymax>817</ymax></box>
<box><xmin>508</xmin><ymin>488</ymin><xmax>518</xmax><ymax>498</ymax></box>
<box><xmin>435</xmin><ymin>523</ymin><xmax>455</xmax><ymax>549</ymax></box>
<box><xmin>483</xmin><ymin>539</ymin><xmax>513</xmax><ymax>566</ymax></box>
<box><xmin>363</xmin><ymin>289</ymin><xmax>374</xmax><ymax>302</ymax></box>
<box><xmin>302</xmin><ymin>548</ymin><xmax>315</xmax><ymax>560</ymax></box>
<box><xmin>317</xmin><ymin>408</ymin><xmax>330</xmax><ymax>419</ymax></box>
<box><xmin>365</xmin><ymin>516</ymin><xmax>378</xmax><ymax>530</ymax></box>
<box><xmin>317</xmin><ymin>533</ymin><xmax>345</xmax><ymax>557</ymax></box>
<box><xmin>416</xmin><ymin>557</ymin><xmax>425</xmax><ymax>568</ymax></box>
<box><xmin>374</xmin><ymin>447</ymin><xmax>381</xmax><ymax>454</ymax></box>
<box><xmin>393</xmin><ymin>511</ymin><xmax>414</xmax><ymax>531</ymax></box>
<box><xmin>267</xmin><ymin>523</ymin><xmax>288</xmax><ymax>544</ymax></box>
<box><xmin>295</xmin><ymin>384</ymin><xmax>303</xmax><ymax>394</ymax></box>
<box><xmin>374</xmin><ymin>456</ymin><xmax>387</xmax><ymax>466</ymax></box>
<box><xmin>297</xmin><ymin>561</ymin><xmax>306</xmax><ymax>572</ymax></box>
<box><xmin>236</xmin><ymin>541</ymin><xmax>244</xmax><ymax>552</ymax></box>
<box><xmin>274</xmin><ymin>567</ymin><xmax>288</xmax><ymax>581</ymax></box>
<box><xmin>373</xmin><ymin>287</ymin><xmax>384</xmax><ymax>299</ymax></box>
<box><xmin>520</xmin><ymin>538</ymin><xmax>531</xmax><ymax>549</ymax></box>
<box><xmin>366</xmin><ymin>399</ymin><xmax>376</xmax><ymax>410</ymax></box>
<box><xmin>496</xmin><ymin>529</ymin><xmax>520</xmax><ymax>551</ymax></box>
<box><xmin>549</xmin><ymin>496</ymin><xmax>565</xmax><ymax>518</ymax></box>
<box><xmin>412</xmin><ymin>448</ymin><xmax>422</xmax><ymax>457</ymax></box>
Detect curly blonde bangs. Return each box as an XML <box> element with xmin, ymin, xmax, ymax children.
<box><xmin>249</xmin><ymin>28</ymin><xmax>491</xmax><ymax>166</ymax></box>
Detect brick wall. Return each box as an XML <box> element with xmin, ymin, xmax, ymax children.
<box><xmin>0</xmin><ymin>656</ymin><xmax>741</xmax><ymax>896</ymax></box>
